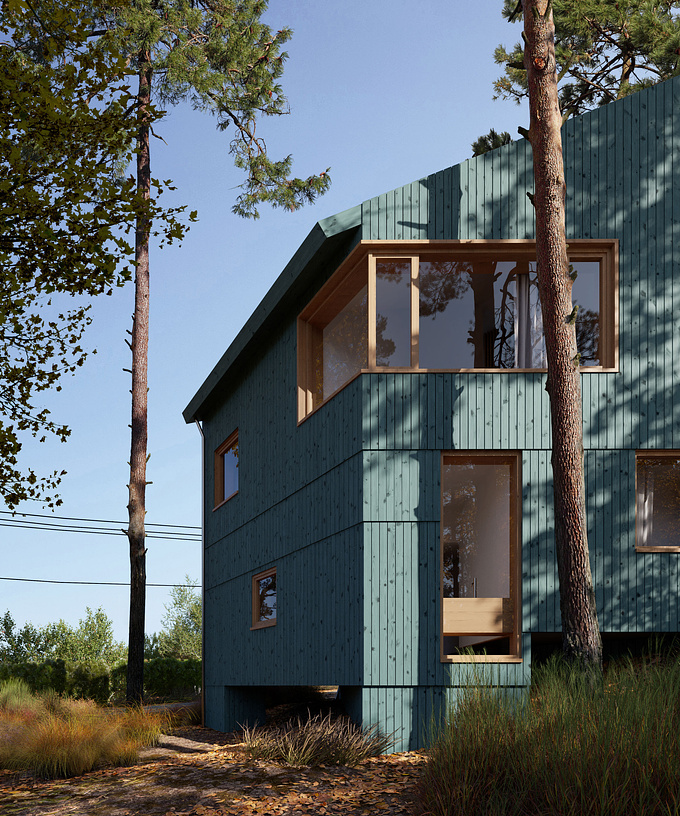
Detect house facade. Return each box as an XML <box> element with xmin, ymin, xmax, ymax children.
<box><xmin>183</xmin><ymin>75</ymin><xmax>680</xmax><ymax>751</ymax></box>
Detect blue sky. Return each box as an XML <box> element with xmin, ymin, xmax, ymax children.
<box><xmin>2</xmin><ymin>1</ymin><xmax>529</xmax><ymax>642</ymax></box>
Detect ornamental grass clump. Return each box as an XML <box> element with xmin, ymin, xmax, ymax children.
<box><xmin>0</xmin><ymin>680</ymin><xmax>167</xmax><ymax>778</ymax></box>
<box><xmin>243</xmin><ymin>710</ymin><xmax>393</xmax><ymax>766</ymax></box>
<box><xmin>416</xmin><ymin>655</ymin><xmax>680</xmax><ymax>816</ymax></box>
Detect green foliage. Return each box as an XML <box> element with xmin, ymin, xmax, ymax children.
<box><xmin>0</xmin><ymin>681</ymin><xmax>167</xmax><ymax>778</ymax></box>
<box><xmin>0</xmin><ymin>607</ymin><xmax>126</xmax><ymax>668</ymax></box>
<box><xmin>494</xmin><ymin>0</ymin><xmax>680</xmax><ymax>116</ymax></box>
<box><xmin>0</xmin><ymin>1</ymin><xmax>189</xmax><ymax>508</ymax></box>
<box><xmin>99</xmin><ymin>0</ymin><xmax>331</xmax><ymax>218</ymax></box>
<box><xmin>243</xmin><ymin>710</ymin><xmax>394</xmax><ymax>767</ymax></box>
<box><xmin>471</xmin><ymin>128</ymin><xmax>512</xmax><ymax>156</ymax></box>
<box><xmin>154</xmin><ymin>576</ymin><xmax>201</xmax><ymax>660</ymax></box>
<box><xmin>110</xmin><ymin>657</ymin><xmax>200</xmax><ymax>700</ymax></box>
<box><xmin>416</xmin><ymin>654</ymin><xmax>680</xmax><ymax>816</ymax></box>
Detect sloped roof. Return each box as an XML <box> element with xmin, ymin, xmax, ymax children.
<box><xmin>183</xmin><ymin>204</ymin><xmax>361</xmax><ymax>423</ymax></box>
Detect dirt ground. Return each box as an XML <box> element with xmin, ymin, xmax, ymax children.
<box><xmin>0</xmin><ymin>724</ymin><xmax>427</xmax><ymax>816</ymax></box>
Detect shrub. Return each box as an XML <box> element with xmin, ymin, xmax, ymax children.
<box><xmin>243</xmin><ymin>710</ymin><xmax>393</xmax><ymax>766</ymax></box>
<box><xmin>416</xmin><ymin>655</ymin><xmax>680</xmax><ymax>816</ymax></box>
<box><xmin>0</xmin><ymin>681</ymin><xmax>167</xmax><ymax>778</ymax></box>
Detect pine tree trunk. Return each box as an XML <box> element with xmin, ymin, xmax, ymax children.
<box><xmin>126</xmin><ymin>54</ymin><xmax>152</xmax><ymax>703</ymax></box>
<box><xmin>522</xmin><ymin>0</ymin><xmax>602</xmax><ymax>668</ymax></box>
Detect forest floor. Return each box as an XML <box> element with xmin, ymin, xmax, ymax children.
<box><xmin>0</xmin><ymin>723</ymin><xmax>427</xmax><ymax>816</ymax></box>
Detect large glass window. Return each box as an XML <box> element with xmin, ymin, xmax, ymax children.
<box><xmin>441</xmin><ymin>453</ymin><xmax>520</xmax><ymax>661</ymax></box>
<box><xmin>298</xmin><ymin>240</ymin><xmax>617</xmax><ymax>420</ymax></box>
<box><xmin>636</xmin><ymin>453</ymin><xmax>680</xmax><ymax>552</ymax></box>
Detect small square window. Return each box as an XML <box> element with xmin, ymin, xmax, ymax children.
<box><xmin>252</xmin><ymin>568</ymin><xmax>277</xmax><ymax>629</ymax></box>
<box><xmin>214</xmin><ymin>430</ymin><xmax>238</xmax><ymax>508</ymax></box>
<box><xmin>636</xmin><ymin>452</ymin><xmax>680</xmax><ymax>552</ymax></box>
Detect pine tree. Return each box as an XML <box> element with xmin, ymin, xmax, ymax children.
<box><xmin>520</xmin><ymin>0</ymin><xmax>602</xmax><ymax>668</ymax></box>
<box><xmin>496</xmin><ymin>0</ymin><xmax>680</xmax><ymax>116</ymax></box>
<box><xmin>471</xmin><ymin>128</ymin><xmax>512</xmax><ymax>157</ymax></box>
<box><xmin>95</xmin><ymin>1</ymin><xmax>330</xmax><ymax>702</ymax></box>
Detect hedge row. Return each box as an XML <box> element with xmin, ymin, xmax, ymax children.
<box><xmin>0</xmin><ymin>657</ymin><xmax>201</xmax><ymax>704</ymax></box>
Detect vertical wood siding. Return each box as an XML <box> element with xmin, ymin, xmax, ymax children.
<box><xmin>200</xmin><ymin>76</ymin><xmax>680</xmax><ymax>743</ymax></box>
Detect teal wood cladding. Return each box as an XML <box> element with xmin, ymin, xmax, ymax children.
<box><xmin>188</xmin><ymin>75</ymin><xmax>680</xmax><ymax>750</ymax></box>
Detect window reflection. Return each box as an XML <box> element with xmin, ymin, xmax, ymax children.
<box><xmin>375</xmin><ymin>260</ymin><xmax>411</xmax><ymax>366</ymax></box>
<box><xmin>636</xmin><ymin>456</ymin><xmax>680</xmax><ymax>549</ymax></box>
<box><xmin>442</xmin><ymin>458</ymin><xmax>512</xmax><ymax>600</ymax></box>
<box><xmin>257</xmin><ymin>572</ymin><xmax>277</xmax><ymax>622</ymax></box>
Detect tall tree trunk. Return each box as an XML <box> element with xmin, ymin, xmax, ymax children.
<box><xmin>126</xmin><ymin>53</ymin><xmax>152</xmax><ymax>703</ymax></box>
<box><xmin>522</xmin><ymin>0</ymin><xmax>602</xmax><ymax>668</ymax></box>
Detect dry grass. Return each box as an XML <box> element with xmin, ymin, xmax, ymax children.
<box><xmin>416</xmin><ymin>655</ymin><xmax>680</xmax><ymax>816</ymax></box>
<box><xmin>243</xmin><ymin>709</ymin><xmax>393</xmax><ymax>766</ymax></box>
<box><xmin>0</xmin><ymin>680</ymin><xmax>168</xmax><ymax>778</ymax></box>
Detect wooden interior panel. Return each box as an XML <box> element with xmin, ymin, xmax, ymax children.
<box><xmin>442</xmin><ymin>597</ymin><xmax>514</xmax><ymax>636</ymax></box>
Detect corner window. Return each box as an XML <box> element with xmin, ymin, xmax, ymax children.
<box><xmin>298</xmin><ymin>239</ymin><xmax>618</xmax><ymax>420</ymax></box>
<box><xmin>441</xmin><ymin>452</ymin><xmax>521</xmax><ymax>662</ymax></box>
<box><xmin>214</xmin><ymin>430</ymin><xmax>238</xmax><ymax>508</ymax></box>
<box><xmin>636</xmin><ymin>452</ymin><xmax>680</xmax><ymax>552</ymax></box>
<box><xmin>252</xmin><ymin>568</ymin><xmax>277</xmax><ymax>629</ymax></box>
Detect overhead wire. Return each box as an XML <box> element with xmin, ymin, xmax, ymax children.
<box><xmin>0</xmin><ymin>576</ymin><xmax>200</xmax><ymax>587</ymax></box>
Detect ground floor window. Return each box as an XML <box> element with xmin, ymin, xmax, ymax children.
<box><xmin>251</xmin><ymin>568</ymin><xmax>277</xmax><ymax>629</ymax></box>
<box><xmin>441</xmin><ymin>452</ymin><xmax>521</xmax><ymax>662</ymax></box>
<box><xmin>636</xmin><ymin>452</ymin><xmax>680</xmax><ymax>552</ymax></box>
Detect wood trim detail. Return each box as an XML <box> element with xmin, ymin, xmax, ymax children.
<box><xmin>297</xmin><ymin>239</ymin><xmax>619</xmax><ymax>421</ymax></box>
<box><xmin>251</xmin><ymin>567</ymin><xmax>277</xmax><ymax>630</ymax></box>
<box><xmin>214</xmin><ymin>429</ymin><xmax>238</xmax><ymax>509</ymax></box>
<box><xmin>635</xmin><ymin>450</ymin><xmax>680</xmax><ymax>553</ymax></box>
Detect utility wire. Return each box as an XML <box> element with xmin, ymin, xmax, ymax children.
<box><xmin>0</xmin><ymin>510</ymin><xmax>200</xmax><ymax>530</ymax></box>
<box><xmin>0</xmin><ymin>576</ymin><xmax>200</xmax><ymax>587</ymax></box>
<box><xmin>0</xmin><ymin>511</ymin><xmax>201</xmax><ymax>541</ymax></box>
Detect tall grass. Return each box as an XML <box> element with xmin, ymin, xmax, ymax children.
<box><xmin>0</xmin><ymin>680</ymin><xmax>168</xmax><ymax>778</ymax></box>
<box><xmin>243</xmin><ymin>710</ymin><xmax>393</xmax><ymax>766</ymax></box>
<box><xmin>417</xmin><ymin>655</ymin><xmax>680</xmax><ymax>816</ymax></box>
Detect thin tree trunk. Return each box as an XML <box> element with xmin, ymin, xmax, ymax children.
<box><xmin>522</xmin><ymin>0</ymin><xmax>602</xmax><ymax>668</ymax></box>
<box><xmin>126</xmin><ymin>53</ymin><xmax>152</xmax><ymax>703</ymax></box>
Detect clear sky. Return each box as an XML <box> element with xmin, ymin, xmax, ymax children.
<box><xmin>2</xmin><ymin>0</ymin><xmax>529</xmax><ymax>643</ymax></box>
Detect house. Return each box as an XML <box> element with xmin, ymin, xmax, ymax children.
<box><xmin>183</xmin><ymin>75</ymin><xmax>680</xmax><ymax>752</ymax></box>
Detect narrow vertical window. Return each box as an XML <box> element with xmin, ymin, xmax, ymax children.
<box><xmin>441</xmin><ymin>452</ymin><xmax>521</xmax><ymax>661</ymax></box>
<box><xmin>375</xmin><ymin>259</ymin><xmax>411</xmax><ymax>367</ymax></box>
<box><xmin>252</xmin><ymin>568</ymin><xmax>277</xmax><ymax>629</ymax></box>
<box><xmin>214</xmin><ymin>430</ymin><xmax>238</xmax><ymax>507</ymax></box>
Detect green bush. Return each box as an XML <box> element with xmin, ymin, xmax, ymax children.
<box><xmin>0</xmin><ymin>656</ymin><xmax>200</xmax><ymax>703</ymax></box>
<box><xmin>143</xmin><ymin>657</ymin><xmax>201</xmax><ymax>700</ymax></box>
<box><xmin>243</xmin><ymin>710</ymin><xmax>393</xmax><ymax>766</ymax></box>
<box><xmin>416</xmin><ymin>655</ymin><xmax>680</xmax><ymax>816</ymax></box>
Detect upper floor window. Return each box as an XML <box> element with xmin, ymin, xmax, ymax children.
<box><xmin>214</xmin><ymin>429</ymin><xmax>238</xmax><ymax>508</ymax></box>
<box><xmin>298</xmin><ymin>239</ymin><xmax>618</xmax><ymax>420</ymax></box>
<box><xmin>636</xmin><ymin>452</ymin><xmax>680</xmax><ymax>552</ymax></box>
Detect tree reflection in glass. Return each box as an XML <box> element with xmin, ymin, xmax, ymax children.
<box><xmin>257</xmin><ymin>572</ymin><xmax>276</xmax><ymax>622</ymax></box>
<box><xmin>442</xmin><ymin>458</ymin><xmax>511</xmax><ymax>600</ymax></box>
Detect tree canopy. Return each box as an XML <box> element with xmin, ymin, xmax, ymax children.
<box><xmin>0</xmin><ymin>1</ymin><xmax>188</xmax><ymax>509</ymax></box>
<box><xmin>494</xmin><ymin>0</ymin><xmax>680</xmax><ymax>116</ymax></box>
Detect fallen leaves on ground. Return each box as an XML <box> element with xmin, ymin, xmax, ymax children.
<box><xmin>0</xmin><ymin>726</ymin><xmax>427</xmax><ymax>816</ymax></box>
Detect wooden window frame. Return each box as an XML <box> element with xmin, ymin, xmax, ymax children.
<box><xmin>440</xmin><ymin>451</ymin><xmax>522</xmax><ymax>663</ymax></box>
<box><xmin>635</xmin><ymin>451</ymin><xmax>680</xmax><ymax>553</ymax></box>
<box><xmin>214</xmin><ymin>429</ymin><xmax>238</xmax><ymax>509</ymax></box>
<box><xmin>297</xmin><ymin>239</ymin><xmax>619</xmax><ymax>422</ymax></box>
<box><xmin>251</xmin><ymin>567</ymin><xmax>277</xmax><ymax>630</ymax></box>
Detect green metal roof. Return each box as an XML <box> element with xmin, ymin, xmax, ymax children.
<box><xmin>182</xmin><ymin>204</ymin><xmax>362</xmax><ymax>423</ymax></box>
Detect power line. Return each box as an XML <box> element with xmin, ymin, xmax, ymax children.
<box><xmin>0</xmin><ymin>510</ymin><xmax>200</xmax><ymax>530</ymax></box>
<box><xmin>0</xmin><ymin>521</ymin><xmax>200</xmax><ymax>541</ymax></box>
<box><xmin>0</xmin><ymin>576</ymin><xmax>201</xmax><ymax>588</ymax></box>
<box><xmin>0</xmin><ymin>510</ymin><xmax>201</xmax><ymax>542</ymax></box>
